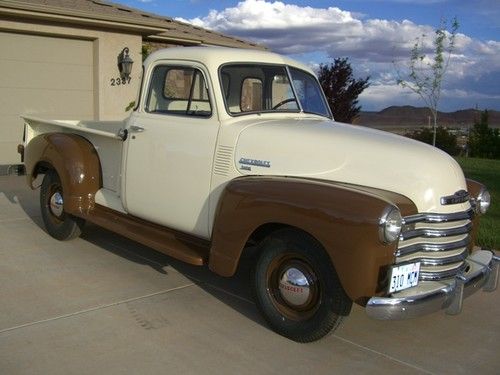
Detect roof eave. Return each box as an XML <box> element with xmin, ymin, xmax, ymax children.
<box><xmin>145</xmin><ymin>34</ymin><xmax>202</xmax><ymax>46</ymax></box>
<box><xmin>0</xmin><ymin>0</ymin><xmax>173</xmax><ymax>34</ymax></box>
<box><xmin>0</xmin><ymin>0</ymin><xmax>266</xmax><ymax>49</ymax></box>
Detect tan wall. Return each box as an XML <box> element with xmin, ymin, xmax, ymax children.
<box><xmin>0</xmin><ymin>18</ymin><xmax>142</xmax><ymax>121</ymax></box>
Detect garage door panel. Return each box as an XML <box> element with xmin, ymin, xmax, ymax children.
<box><xmin>0</xmin><ymin>33</ymin><xmax>93</xmax><ymax>65</ymax></box>
<box><xmin>0</xmin><ymin>89</ymin><xmax>94</xmax><ymax>118</ymax></box>
<box><xmin>0</xmin><ymin>32</ymin><xmax>94</xmax><ymax>165</ymax></box>
<box><xmin>0</xmin><ymin>61</ymin><xmax>93</xmax><ymax>90</ymax></box>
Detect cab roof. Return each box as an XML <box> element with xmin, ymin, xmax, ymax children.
<box><xmin>144</xmin><ymin>46</ymin><xmax>315</xmax><ymax>75</ymax></box>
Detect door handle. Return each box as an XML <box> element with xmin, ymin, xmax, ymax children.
<box><xmin>129</xmin><ymin>125</ymin><xmax>145</xmax><ymax>133</ymax></box>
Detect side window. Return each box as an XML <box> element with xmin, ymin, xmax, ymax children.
<box><xmin>146</xmin><ymin>66</ymin><xmax>212</xmax><ymax>117</ymax></box>
<box><xmin>241</xmin><ymin>78</ymin><xmax>262</xmax><ymax>112</ymax></box>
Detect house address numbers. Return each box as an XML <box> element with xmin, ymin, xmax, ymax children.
<box><xmin>110</xmin><ymin>77</ymin><xmax>132</xmax><ymax>86</ymax></box>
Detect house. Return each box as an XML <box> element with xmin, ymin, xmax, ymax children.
<box><xmin>0</xmin><ymin>0</ymin><xmax>263</xmax><ymax>166</ymax></box>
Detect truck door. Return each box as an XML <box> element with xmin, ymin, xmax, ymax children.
<box><xmin>123</xmin><ymin>62</ymin><xmax>218</xmax><ymax>239</ymax></box>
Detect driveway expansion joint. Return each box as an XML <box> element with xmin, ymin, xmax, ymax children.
<box><xmin>0</xmin><ymin>283</ymin><xmax>196</xmax><ymax>335</ymax></box>
<box><xmin>333</xmin><ymin>335</ymin><xmax>436</xmax><ymax>375</ymax></box>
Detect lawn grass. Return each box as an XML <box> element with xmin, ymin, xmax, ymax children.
<box><xmin>456</xmin><ymin>157</ymin><xmax>500</xmax><ymax>250</ymax></box>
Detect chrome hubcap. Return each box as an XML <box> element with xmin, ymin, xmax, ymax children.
<box><xmin>278</xmin><ymin>267</ymin><xmax>311</xmax><ymax>306</ymax></box>
<box><xmin>49</xmin><ymin>192</ymin><xmax>64</xmax><ymax>218</ymax></box>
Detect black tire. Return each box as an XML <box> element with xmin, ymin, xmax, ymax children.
<box><xmin>253</xmin><ymin>229</ymin><xmax>352</xmax><ymax>343</ymax></box>
<box><xmin>40</xmin><ymin>170</ymin><xmax>85</xmax><ymax>241</ymax></box>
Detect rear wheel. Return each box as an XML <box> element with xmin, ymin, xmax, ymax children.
<box><xmin>253</xmin><ymin>229</ymin><xmax>351</xmax><ymax>343</ymax></box>
<box><xmin>40</xmin><ymin>170</ymin><xmax>85</xmax><ymax>240</ymax></box>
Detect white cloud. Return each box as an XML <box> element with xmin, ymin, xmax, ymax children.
<box><xmin>178</xmin><ymin>1</ymin><xmax>431</xmax><ymax>58</ymax></box>
<box><xmin>185</xmin><ymin>1</ymin><xmax>356</xmax><ymax>30</ymax></box>
<box><xmin>180</xmin><ymin>0</ymin><xmax>500</xmax><ymax>111</ymax></box>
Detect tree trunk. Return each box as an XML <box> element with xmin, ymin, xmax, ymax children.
<box><xmin>432</xmin><ymin>111</ymin><xmax>438</xmax><ymax>147</ymax></box>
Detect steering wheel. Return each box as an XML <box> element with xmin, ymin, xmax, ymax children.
<box><xmin>272</xmin><ymin>98</ymin><xmax>297</xmax><ymax>110</ymax></box>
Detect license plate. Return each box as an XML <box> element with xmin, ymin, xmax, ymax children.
<box><xmin>389</xmin><ymin>262</ymin><xmax>420</xmax><ymax>293</ymax></box>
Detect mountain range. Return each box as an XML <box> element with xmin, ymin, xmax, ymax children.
<box><xmin>356</xmin><ymin>106</ymin><xmax>500</xmax><ymax>130</ymax></box>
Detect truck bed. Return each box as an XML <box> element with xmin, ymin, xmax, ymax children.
<box><xmin>22</xmin><ymin>116</ymin><xmax>125</xmax><ymax>194</ymax></box>
<box><xmin>22</xmin><ymin>116</ymin><xmax>124</xmax><ymax>139</ymax></box>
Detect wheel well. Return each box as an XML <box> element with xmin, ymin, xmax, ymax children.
<box><xmin>28</xmin><ymin>161</ymin><xmax>54</xmax><ymax>188</ymax></box>
<box><xmin>33</xmin><ymin>161</ymin><xmax>53</xmax><ymax>177</ymax></box>
<box><xmin>248</xmin><ymin>223</ymin><xmax>320</xmax><ymax>249</ymax></box>
<box><xmin>235</xmin><ymin>223</ymin><xmax>319</xmax><ymax>276</ymax></box>
<box><xmin>248</xmin><ymin>223</ymin><xmax>292</xmax><ymax>246</ymax></box>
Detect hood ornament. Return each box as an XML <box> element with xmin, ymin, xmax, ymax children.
<box><xmin>440</xmin><ymin>190</ymin><xmax>470</xmax><ymax>205</ymax></box>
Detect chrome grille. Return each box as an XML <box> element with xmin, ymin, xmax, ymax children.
<box><xmin>396</xmin><ymin>209</ymin><xmax>474</xmax><ymax>281</ymax></box>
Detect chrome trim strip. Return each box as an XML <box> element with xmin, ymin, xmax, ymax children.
<box><xmin>400</xmin><ymin>222</ymin><xmax>473</xmax><ymax>241</ymax></box>
<box><xmin>396</xmin><ymin>237</ymin><xmax>470</xmax><ymax>257</ymax></box>
<box><xmin>401</xmin><ymin>248</ymin><xmax>469</xmax><ymax>267</ymax></box>
<box><xmin>366</xmin><ymin>250</ymin><xmax>498</xmax><ymax>320</ymax></box>
<box><xmin>419</xmin><ymin>262</ymin><xmax>468</xmax><ymax>281</ymax></box>
<box><xmin>403</xmin><ymin>209</ymin><xmax>474</xmax><ymax>224</ymax></box>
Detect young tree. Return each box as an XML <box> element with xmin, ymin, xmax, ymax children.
<box><xmin>318</xmin><ymin>58</ymin><xmax>370</xmax><ymax>123</ymax></box>
<box><xmin>395</xmin><ymin>18</ymin><xmax>459</xmax><ymax>146</ymax></box>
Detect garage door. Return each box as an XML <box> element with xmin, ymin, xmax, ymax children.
<box><xmin>0</xmin><ymin>32</ymin><xmax>94</xmax><ymax>165</ymax></box>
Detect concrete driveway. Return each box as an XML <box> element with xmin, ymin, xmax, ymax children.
<box><xmin>0</xmin><ymin>175</ymin><xmax>498</xmax><ymax>375</ymax></box>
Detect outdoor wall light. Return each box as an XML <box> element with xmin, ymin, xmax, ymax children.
<box><xmin>118</xmin><ymin>47</ymin><xmax>134</xmax><ymax>78</ymax></box>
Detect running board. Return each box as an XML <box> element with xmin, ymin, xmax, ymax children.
<box><xmin>83</xmin><ymin>205</ymin><xmax>209</xmax><ymax>266</ymax></box>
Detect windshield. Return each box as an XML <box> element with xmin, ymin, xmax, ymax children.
<box><xmin>219</xmin><ymin>64</ymin><xmax>331</xmax><ymax>118</ymax></box>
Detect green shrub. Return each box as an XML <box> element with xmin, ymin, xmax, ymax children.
<box><xmin>468</xmin><ymin>110</ymin><xmax>500</xmax><ymax>159</ymax></box>
<box><xmin>407</xmin><ymin>126</ymin><xmax>459</xmax><ymax>156</ymax></box>
<box><xmin>457</xmin><ymin>157</ymin><xmax>500</xmax><ymax>250</ymax></box>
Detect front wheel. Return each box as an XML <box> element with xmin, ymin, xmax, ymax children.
<box><xmin>40</xmin><ymin>170</ymin><xmax>85</xmax><ymax>241</ymax></box>
<box><xmin>253</xmin><ymin>229</ymin><xmax>352</xmax><ymax>342</ymax></box>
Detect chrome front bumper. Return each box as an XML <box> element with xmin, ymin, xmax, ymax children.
<box><xmin>366</xmin><ymin>249</ymin><xmax>500</xmax><ymax>320</ymax></box>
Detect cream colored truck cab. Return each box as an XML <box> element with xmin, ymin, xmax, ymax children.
<box><xmin>20</xmin><ymin>47</ymin><xmax>499</xmax><ymax>343</ymax></box>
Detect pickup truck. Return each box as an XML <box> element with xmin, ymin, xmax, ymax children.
<box><xmin>19</xmin><ymin>46</ymin><xmax>499</xmax><ymax>343</ymax></box>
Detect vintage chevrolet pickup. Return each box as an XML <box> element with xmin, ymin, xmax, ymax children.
<box><xmin>19</xmin><ymin>47</ymin><xmax>498</xmax><ymax>342</ymax></box>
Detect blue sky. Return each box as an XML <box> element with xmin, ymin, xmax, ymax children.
<box><xmin>120</xmin><ymin>0</ymin><xmax>500</xmax><ymax>112</ymax></box>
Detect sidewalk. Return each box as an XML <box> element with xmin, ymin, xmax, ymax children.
<box><xmin>0</xmin><ymin>175</ymin><xmax>498</xmax><ymax>375</ymax></box>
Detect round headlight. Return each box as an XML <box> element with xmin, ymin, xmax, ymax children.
<box><xmin>379</xmin><ymin>206</ymin><xmax>403</xmax><ymax>244</ymax></box>
<box><xmin>477</xmin><ymin>188</ymin><xmax>491</xmax><ymax>214</ymax></box>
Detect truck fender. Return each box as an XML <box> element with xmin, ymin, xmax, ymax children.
<box><xmin>209</xmin><ymin>176</ymin><xmax>417</xmax><ymax>302</ymax></box>
<box><xmin>24</xmin><ymin>133</ymin><xmax>102</xmax><ymax>216</ymax></box>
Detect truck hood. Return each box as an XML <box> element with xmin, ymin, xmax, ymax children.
<box><xmin>234</xmin><ymin>117</ymin><xmax>468</xmax><ymax>214</ymax></box>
